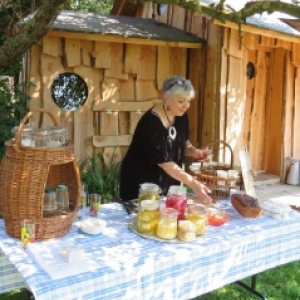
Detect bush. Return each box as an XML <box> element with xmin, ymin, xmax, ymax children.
<box><xmin>80</xmin><ymin>152</ymin><xmax>121</xmax><ymax>204</ymax></box>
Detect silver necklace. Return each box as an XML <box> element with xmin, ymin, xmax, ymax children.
<box><xmin>163</xmin><ymin>105</ymin><xmax>177</xmax><ymax>140</ymax></box>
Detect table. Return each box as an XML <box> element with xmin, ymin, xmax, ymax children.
<box><xmin>1</xmin><ymin>200</ymin><xmax>300</xmax><ymax>300</ymax></box>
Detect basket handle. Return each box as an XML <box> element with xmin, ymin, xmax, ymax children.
<box><xmin>14</xmin><ymin>109</ymin><xmax>59</xmax><ymax>151</ymax></box>
<box><xmin>204</xmin><ymin>140</ymin><xmax>234</xmax><ymax>168</ymax></box>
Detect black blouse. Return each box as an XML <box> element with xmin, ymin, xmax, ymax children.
<box><xmin>120</xmin><ymin>108</ymin><xmax>189</xmax><ymax>201</ymax></box>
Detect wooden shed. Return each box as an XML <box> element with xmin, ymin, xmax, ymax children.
<box><xmin>111</xmin><ymin>1</ymin><xmax>300</xmax><ymax>182</ymax></box>
<box><xmin>25</xmin><ymin>11</ymin><xmax>205</xmax><ymax>165</ymax></box>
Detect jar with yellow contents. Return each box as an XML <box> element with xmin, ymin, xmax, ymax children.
<box><xmin>137</xmin><ymin>200</ymin><xmax>159</xmax><ymax>235</ymax></box>
<box><xmin>156</xmin><ymin>207</ymin><xmax>178</xmax><ymax>240</ymax></box>
<box><xmin>187</xmin><ymin>204</ymin><xmax>207</xmax><ymax>236</ymax></box>
<box><xmin>138</xmin><ymin>183</ymin><xmax>161</xmax><ymax>207</ymax></box>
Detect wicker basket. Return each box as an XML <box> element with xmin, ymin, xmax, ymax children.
<box><xmin>190</xmin><ymin>140</ymin><xmax>239</xmax><ymax>200</ymax></box>
<box><xmin>0</xmin><ymin>109</ymin><xmax>81</xmax><ymax>240</ymax></box>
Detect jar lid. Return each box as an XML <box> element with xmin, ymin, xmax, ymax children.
<box><xmin>188</xmin><ymin>204</ymin><xmax>207</xmax><ymax>214</ymax></box>
<box><xmin>160</xmin><ymin>207</ymin><xmax>178</xmax><ymax>217</ymax></box>
<box><xmin>140</xmin><ymin>182</ymin><xmax>160</xmax><ymax>192</ymax></box>
<box><xmin>141</xmin><ymin>200</ymin><xmax>159</xmax><ymax>210</ymax></box>
<box><xmin>168</xmin><ymin>185</ymin><xmax>187</xmax><ymax>196</ymax></box>
<box><xmin>57</xmin><ymin>184</ymin><xmax>68</xmax><ymax>189</ymax></box>
<box><xmin>45</xmin><ymin>188</ymin><xmax>56</xmax><ymax>194</ymax></box>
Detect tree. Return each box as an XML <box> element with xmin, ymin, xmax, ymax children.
<box><xmin>1</xmin><ymin>0</ymin><xmax>300</xmax><ymax>70</ymax></box>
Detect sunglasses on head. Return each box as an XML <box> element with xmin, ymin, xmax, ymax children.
<box><xmin>167</xmin><ymin>78</ymin><xmax>191</xmax><ymax>90</ymax></box>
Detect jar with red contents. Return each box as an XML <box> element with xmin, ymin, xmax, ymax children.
<box><xmin>166</xmin><ymin>185</ymin><xmax>187</xmax><ymax>220</ymax></box>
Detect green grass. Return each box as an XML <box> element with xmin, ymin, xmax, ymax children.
<box><xmin>1</xmin><ymin>260</ymin><xmax>300</xmax><ymax>299</ymax></box>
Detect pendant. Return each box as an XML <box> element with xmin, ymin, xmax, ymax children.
<box><xmin>168</xmin><ymin>126</ymin><xmax>177</xmax><ymax>140</ymax></box>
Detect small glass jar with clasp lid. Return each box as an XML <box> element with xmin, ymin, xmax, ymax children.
<box><xmin>31</xmin><ymin>129</ymin><xmax>51</xmax><ymax>147</ymax></box>
<box><xmin>156</xmin><ymin>207</ymin><xmax>178</xmax><ymax>240</ymax></box>
<box><xmin>138</xmin><ymin>183</ymin><xmax>161</xmax><ymax>208</ymax></box>
<box><xmin>166</xmin><ymin>185</ymin><xmax>187</xmax><ymax>221</ymax></box>
<box><xmin>56</xmin><ymin>184</ymin><xmax>69</xmax><ymax>212</ymax></box>
<box><xmin>46</xmin><ymin>126</ymin><xmax>68</xmax><ymax>147</ymax></box>
<box><xmin>137</xmin><ymin>200</ymin><xmax>159</xmax><ymax>235</ymax></box>
<box><xmin>11</xmin><ymin>125</ymin><xmax>35</xmax><ymax>147</ymax></box>
<box><xmin>187</xmin><ymin>204</ymin><xmax>207</xmax><ymax>236</ymax></box>
<box><xmin>43</xmin><ymin>188</ymin><xmax>58</xmax><ymax>217</ymax></box>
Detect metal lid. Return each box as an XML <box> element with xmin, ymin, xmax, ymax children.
<box><xmin>57</xmin><ymin>184</ymin><xmax>68</xmax><ymax>189</ymax></box>
<box><xmin>45</xmin><ymin>188</ymin><xmax>56</xmax><ymax>194</ymax></box>
<box><xmin>140</xmin><ymin>182</ymin><xmax>160</xmax><ymax>192</ymax></box>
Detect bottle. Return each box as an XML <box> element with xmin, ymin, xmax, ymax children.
<box><xmin>56</xmin><ymin>184</ymin><xmax>69</xmax><ymax>211</ymax></box>
<box><xmin>80</xmin><ymin>184</ymin><xmax>87</xmax><ymax>209</ymax></box>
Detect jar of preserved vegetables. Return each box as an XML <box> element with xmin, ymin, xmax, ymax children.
<box><xmin>166</xmin><ymin>185</ymin><xmax>187</xmax><ymax>220</ymax></box>
<box><xmin>187</xmin><ymin>204</ymin><xmax>207</xmax><ymax>236</ymax></box>
<box><xmin>137</xmin><ymin>200</ymin><xmax>159</xmax><ymax>235</ymax></box>
<box><xmin>138</xmin><ymin>183</ymin><xmax>161</xmax><ymax>207</ymax></box>
<box><xmin>156</xmin><ymin>207</ymin><xmax>178</xmax><ymax>240</ymax></box>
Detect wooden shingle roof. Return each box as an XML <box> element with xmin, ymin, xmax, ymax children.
<box><xmin>51</xmin><ymin>11</ymin><xmax>206</xmax><ymax>45</ymax></box>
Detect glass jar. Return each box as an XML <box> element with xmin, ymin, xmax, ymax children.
<box><xmin>31</xmin><ymin>129</ymin><xmax>51</xmax><ymax>147</ymax></box>
<box><xmin>11</xmin><ymin>125</ymin><xmax>35</xmax><ymax>147</ymax></box>
<box><xmin>156</xmin><ymin>207</ymin><xmax>178</xmax><ymax>240</ymax></box>
<box><xmin>166</xmin><ymin>185</ymin><xmax>187</xmax><ymax>220</ymax></box>
<box><xmin>56</xmin><ymin>184</ymin><xmax>69</xmax><ymax>211</ymax></box>
<box><xmin>43</xmin><ymin>188</ymin><xmax>58</xmax><ymax>217</ymax></box>
<box><xmin>137</xmin><ymin>200</ymin><xmax>159</xmax><ymax>235</ymax></box>
<box><xmin>46</xmin><ymin>126</ymin><xmax>68</xmax><ymax>147</ymax></box>
<box><xmin>138</xmin><ymin>183</ymin><xmax>161</xmax><ymax>207</ymax></box>
<box><xmin>177</xmin><ymin>220</ymin><xmax>196</xmax><ymax>242</ymax></box>
<box><xmin>187</xmin><ymin>204</ymin><xmax>207</xmax><ymax>236</ymax></box>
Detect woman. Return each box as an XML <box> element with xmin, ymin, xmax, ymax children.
<box><xmin>120</xmin><ymin>75</ymin><xmax>212</xmax><ymax>203</ymax></box>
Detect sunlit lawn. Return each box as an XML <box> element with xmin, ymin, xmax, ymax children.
<box><xmin>1</xmin><ymin>260</ymin><xmax>300</xmax><ymax>300</ymax></box>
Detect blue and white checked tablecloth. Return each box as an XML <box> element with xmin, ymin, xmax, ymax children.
<box><xmin>1</xmin><ymin>200</ymin><xmax>300</xmax><ymax>300</ymax></box>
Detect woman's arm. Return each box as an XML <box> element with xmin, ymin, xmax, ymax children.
<box><xmin>158</xmin><ymin>161</ymin><xmax>212</xmax><ymax>203</ymax></box>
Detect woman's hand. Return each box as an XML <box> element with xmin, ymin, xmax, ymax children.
<box><xmin>190</xmin><ymin>180</ymin><xmax>212</xmax><ymax>203</ymax></box>
<box><xmin>193</xmin><ymin>149</ymin><xmax>212</xmax><ymax>162</ymax></box>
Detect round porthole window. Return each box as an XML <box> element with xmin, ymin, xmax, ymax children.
<box><xmin>246</xmin><ymin>62</ymin><xmax>256</xmax><ymax>79</ymax></box>
<box><xmin>51</xmin><ymin>72</ymin><xmax>88</xmax><ymax>111</ymax></box>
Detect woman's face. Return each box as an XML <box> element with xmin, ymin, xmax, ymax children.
<box><xmin>166</xmin><ymin>95</ymin><xmax>192</xmax><ymax>117</ymax></box>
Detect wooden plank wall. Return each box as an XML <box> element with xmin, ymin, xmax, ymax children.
<box><xmin>28</xmin><ymin>31</ymin><xmax>202</xmax><ymax>163</ymax></box>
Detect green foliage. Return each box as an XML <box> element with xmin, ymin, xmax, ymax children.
<box><xmin>80</xmin><ymin>152</ymin><xmax>121</xmax><ymax>203</ymax></box>
<box><xmin>64</xmin><ymin>0</ymin><xmax>114</xmax><ymax>14</ymax></box>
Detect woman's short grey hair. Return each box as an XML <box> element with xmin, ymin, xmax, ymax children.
<box><xmin>162</xmin><ymin>76</ymin><xmax>195</xmax><ymax>99</ymax></box>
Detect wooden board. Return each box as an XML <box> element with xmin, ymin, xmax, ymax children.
<box><xmin>137</xmin><ymin>45</ymin><xmax>156</xmax><ymax>80</ymax></box>
<box><xmin>239</xmin><ymin>147</ymin><xmax>256</xmax><ymax>198</ymax></box>
<box><xmin>157</xmin><ymin>46</ymin><xmax>170</xmax><ymax>90</ymax></box>
<box><xmin>105</xmin><ymin>43</ymin><xmax>127</xmax><ymax>79</ymax></box>
<box><xmin>64</xmin><ymin>38</ymin><xmax>81</xmax><ymax>67</ymax></box>
<box><xmin>93</xmin><ymin>41</ymin><xmax>111</xmax><ymax>69</ymax></box>
<box><xmin>81</xmin><ymin>40</ymin><xmax>93</xmax><ymax>67</ymax></box>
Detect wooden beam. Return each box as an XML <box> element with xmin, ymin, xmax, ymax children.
<box><xmin>213</xmin><ymin>19</ymin><xmax>300</xmax><ymax>44</ymax></box>
<box><xmin>48</xmin><ymin>31</ymin><xmax>202</xmax><ymax>49</ymax></box>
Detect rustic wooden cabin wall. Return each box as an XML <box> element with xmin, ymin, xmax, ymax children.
<box><xmin>27</xmin><ymin>32</ymin><xmax>203</xmax><ymax>163</ymax></box>
<box><xmin>220</xmin><ymin>27</ymin><xmax>300</xmax><ymax>180</ymax></box>
<box><xmin>138</xmin><ymin>3</ymin><xmax>300</xmax><ymax>180</ymax></box>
